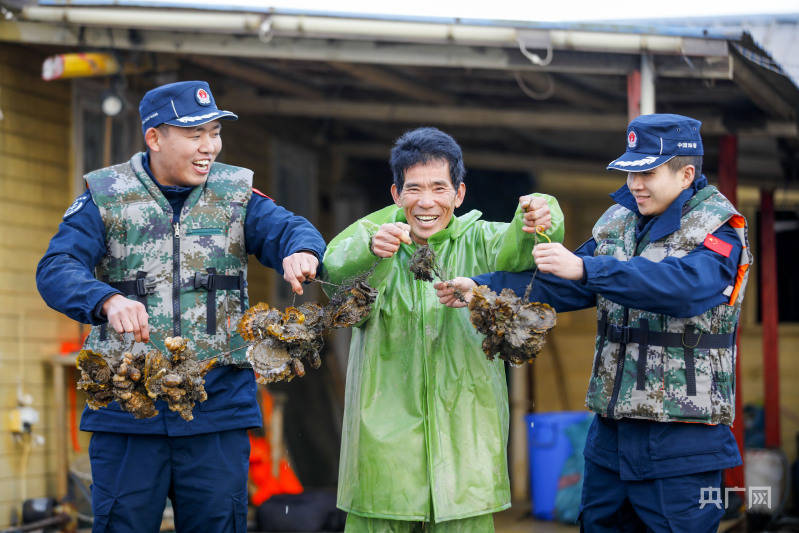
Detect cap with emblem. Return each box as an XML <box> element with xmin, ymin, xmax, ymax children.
<box><xmin>607</xmin><ymin>113</ymin><xmax>703</xmax><ymax>172</ymax></box>
<box><xmin>138</xmin><ymin>80</ymin><xmax>237</xmax><ymax>136</ymax></box>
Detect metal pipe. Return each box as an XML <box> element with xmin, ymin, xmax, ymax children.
<box><xmin>20</xmin><ymin>6</ymin><xmax>725</xmax><ymax>55</ymax></box>
<box><xmin>22</xmin><ymin>6</ymin><xmax>265</xmax><ymax>33</ymax></box>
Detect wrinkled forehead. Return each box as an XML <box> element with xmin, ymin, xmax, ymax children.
<box><xmin>402</xmin><ymin>157</ymin><xmax>452</xmax><ymax>182</ymax></box>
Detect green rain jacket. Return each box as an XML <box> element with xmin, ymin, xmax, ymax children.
<box><xmin>323</xmin><ymin>195</ymin><xmax>564</xmax><ymax>522</ymax></box>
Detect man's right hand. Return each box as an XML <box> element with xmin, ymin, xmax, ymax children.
<box><xmin>435</xmin><ymin>277</ymin><xmax>477</xmax><ymax>308</ymax></box>
<box><xmin>519</xmin><ymin>195</ymin><xmax>552</xmax><ymax>233</ymax></box>
<box><xmin>371</xmin><ymin>222</ymin><xmax>412</xmax><ymax>258</ymax></box>
<box><xmin>102</xmin><ymin>294</ymin><xmax>150</xmax><ymax>343</ymax></box>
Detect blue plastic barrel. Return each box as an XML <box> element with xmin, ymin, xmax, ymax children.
<box><xmin>526</xmin><ymin>411</ymin><xmax>591</xmax><ymax>520</ymax></box>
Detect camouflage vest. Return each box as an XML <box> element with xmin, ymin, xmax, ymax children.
<box><xmin>585</xmin><ymin>185</ymin><xmax>751</xmax><ymax>425</ymax></box>
<box><xmin>82</xmin><ymin>152</ymin><xmax>252</xmax><ymax>365</ymax></box>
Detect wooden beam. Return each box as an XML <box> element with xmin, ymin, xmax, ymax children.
<box><xmin>225</xmin><ymin>93</ymin><xmax>798</xmax><ymax>137</ymax></box>
<box><xmin>233</xmin><ymin>94</ymin><xmax>629</xmax><ymax>131</ymax></box>
<box><xmin>332</xmin><ymin>141</ymin><xmax>602</xmax><ymax>173</ymax></box>
<box><xmin>330</xmin><ymin>141</ymin><xmax>791</xmax><ymax>187</ymax></box>
<box><xmin>328</xmin><ymin>61</ymin><xmax>455</xmax><ymax>105</ymax></box>
<box><xmin>188</xmin><ymin>55</ymin><xmax>323</xmax><ymax>99</ymax></box>
<box><xmin>515</xmin><ymin>72</ymin><xmax>610</xmax><ymax>110</ymax></box>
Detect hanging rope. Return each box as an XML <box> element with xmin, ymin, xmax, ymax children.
<box><xmin>523</xmin><ymin>225</ymin><xmax>550</xmax><ymax>301</ymax></box>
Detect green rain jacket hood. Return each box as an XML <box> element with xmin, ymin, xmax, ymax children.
<box><xmin>323</xmin><ymin>196</ymin><xmax>563</xmax><ymax>522</ymax></box>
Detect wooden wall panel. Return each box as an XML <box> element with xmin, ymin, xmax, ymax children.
<box><xmin>0</xmin><ymin>44</ymin><xmax>75</xmax><ymax>528</ymax></box>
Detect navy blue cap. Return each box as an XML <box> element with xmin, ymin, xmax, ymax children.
<box><xmin>138</xmin><ymin>80</ymin><xmax>237</xmax><ymax>136</ymax></box>
<box><xmin>607</xmin><ymin>113</ymin><xmax>703</xmax><ymax>172</ymax></box>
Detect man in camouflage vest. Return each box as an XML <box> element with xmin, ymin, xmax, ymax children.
<box><xmin>437</xmin><ymin>114</ymin><xmax>751</xmax><ymax>532</ymax></box>
<box><xmin>37</xmin><ymin>81</ymin><xmax>326</xmax><ymax>532</ymax></box>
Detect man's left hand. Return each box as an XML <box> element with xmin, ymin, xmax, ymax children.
<box><xmin>533</xmin><ymin>243</ymin><xmax>584</xmax><ymax>280</ymax></box>
<box><xmin>283</xmin><ymin>252</ymin><xmax>319</xmax><ymax>295</ymax></box>
<box><xmin>519</xmin><ymin>195</ymin><xmax>552</xmax><ymax>233</ymax></box>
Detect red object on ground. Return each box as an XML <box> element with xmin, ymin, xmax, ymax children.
<box><xmin>248</xmin><ymin>388</ymin><xmax>303</xmax><ymax>505</ymax></box>
<box><xmin>60</xmin><ymin>330</ymin><xmax>89</xmax><ymax>354</ymax></box>
<box><xmin>60</xmin><ymin>341</ymin><xmax>83</xmax><ymax>354</ymax></box>
<box><xmin>248</xmin><ymin>436</ymin><xmax>303</xmax><ymax>506</ymax></box>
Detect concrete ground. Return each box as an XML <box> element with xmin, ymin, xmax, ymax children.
<box><xmin>494</xmin><ymin>505</ymin><xmax>579</xmax><ymax>533</ymax></box>
<box><xmin>493</xmin><ymin>505</ymin><xmax>750</xmax><ymax>533</ymax></box>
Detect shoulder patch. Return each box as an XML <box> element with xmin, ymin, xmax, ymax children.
<box><xmin>252</xmin><ymin>188</ymin><xmax>273</xmax><ymax>200</ymax></box>
<box><xmin>703</xmin><ymin>233</ymin><xmax>733</xmax><ymax>257</ymax></box>
<box><xmin>63</xmin><ymin>192</ymin><xmax>90</xmax><ymax>219</ymax></box>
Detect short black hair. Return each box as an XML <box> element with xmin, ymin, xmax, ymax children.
<box><xmin>667</xmin><ymin>155</ymin><xmax>702</xmax><ymax>177</ymax></box>
<box><xmin>389</xmin><ymin>127</ymin><xmax>465</xmax><ymax>191</ymax></box>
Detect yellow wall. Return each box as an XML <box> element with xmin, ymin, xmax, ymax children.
<box><xmin>532</xmin><ymin>171</ymin><xmax>799</xmax><ymax>465</ymax></box>
<box><xmin>0</xmin><ymin>44</ymin><xmax>81</xmax><ymax>526</ymax></box>
<box><xmin>220</xmin><ymin>120</ymin><xmax>277</xmax><ymax>306</ymax></box>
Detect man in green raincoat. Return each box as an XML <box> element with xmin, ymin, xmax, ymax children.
<box><xmin>323</xmin><ymin>127</ymin><xmax>564</xmax><ymax>532</ymax></box>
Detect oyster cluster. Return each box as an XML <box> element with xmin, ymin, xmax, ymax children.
<box><xmin>238</xmin><ymin>303</ymin><xmax>326</xmax><ymax>384</ymax></box>
<box><xmin>468</xmin><ymin>285</ymin><xmax>557</xmax><ymax>365</ymax></box>
<box><xmin>238</xmin><ymin>279</ymin><xmax>378</xmax><ymax>384</ymax></box>
<box><xmin>324</xmin><ymin>280</ymin><xmax>378</xmax><ymax>328</ymax></box>
<box><xmin>409</xmin><ymin>245</ymin><xmax>439</xmax><ymax>282</ymax></box>
<box><xmin>408</xmin><ymin>245</ymin><xmax>466</xmax><ymax>302</ymax></box>
<box><xmin>76</xmin><ymin>336</ymin><xmax>216</xmax><ymax>421</ymax></box>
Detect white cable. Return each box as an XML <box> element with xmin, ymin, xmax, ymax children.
<box><xmin>513</xmin><ymin>71</ymin><xmax>555</xmax><ymax>101</ymax></box>
<box><xmin>518</xmin><ymin>38</ymin><xmax>553</xmax><ymax>66</ymax></box>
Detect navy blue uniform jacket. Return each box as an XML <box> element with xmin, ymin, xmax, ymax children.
<box><xmin>474</xmin><ymin>175</ymin><xmax>742</xmax><ymax>480</ymax></box>
<box><xmin>37</xmin><ymin>154</ymin><xmax>327</xmax><ymax>436</ymax></box>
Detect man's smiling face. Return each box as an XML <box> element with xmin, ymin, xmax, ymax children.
<box><xmin>147</xmin><ymin>121</ymin><xmax>222</xmax><ymax>187</ymax></box>
<box><xmin>391</xmin><ymin>158</ymin><xmax>465</xmax><ymax>244</ymax></box>
<box><xmin>626</xmin><ymin>162</ymin><xmax>694</xmax><ymax>216</ymax></box>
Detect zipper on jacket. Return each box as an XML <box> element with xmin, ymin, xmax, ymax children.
<box><xmin>172</xmin><ymin>221</ymin><xmax>181</xmax><ymax>336</ymax></box>
<box><xmin>606</xmin><ymin>307</ymin><xmax>629</xmax><ymax>416</ymax></box>
<box><xmin>607</xmin><ymin>227</ymin><xmax>645</xmax><ymax>417</ymax></box>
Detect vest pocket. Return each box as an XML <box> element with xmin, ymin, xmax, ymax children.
<box><xmin>709</xmin><ymin>350</ymin><xmax>734</xmax><ymax>424</ymax></box>
<box><xmin>185</xmin><ymin>227</ymin><xmax>225</xmax><ymax>236</ymax></box>
<box><xmin>664</xmin><ymin>346</ymin><xmax>712</xmax><ymax>421</ymax></box>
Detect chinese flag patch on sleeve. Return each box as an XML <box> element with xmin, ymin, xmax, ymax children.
<box><xmin>703</xmin><ymin>234</ymin><xmax>733</xmax><ymax>257</ymax></box>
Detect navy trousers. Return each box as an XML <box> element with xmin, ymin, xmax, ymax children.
<box><xmin>88</xmin><ymin>429</ymin><xmax>250</xmax><ymax>533</ymax></box>
<box><xmin>580</xmin><ymin>460</ymin><xmax>725</xmax><ymax>533</ymax></box>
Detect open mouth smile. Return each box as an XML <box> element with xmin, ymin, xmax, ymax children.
<box><xmin>414</xmin><ymin>215</ymin><xmax>439</xmax><ymax>225</ymax></box>
<box><xmin>193</xmin><ymin>159</ymin><xmax>211</xmax><ymax>173</ymax></box>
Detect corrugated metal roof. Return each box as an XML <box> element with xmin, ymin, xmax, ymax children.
<box><xmin>35</xmin><ymin>0</ymin><xmax>738</xmax><ymax>39</ymax></box>
<box><xmin>608</xmin><ymin>14</ymin><xmax>799</xmax><ymax>86</ymax></box>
